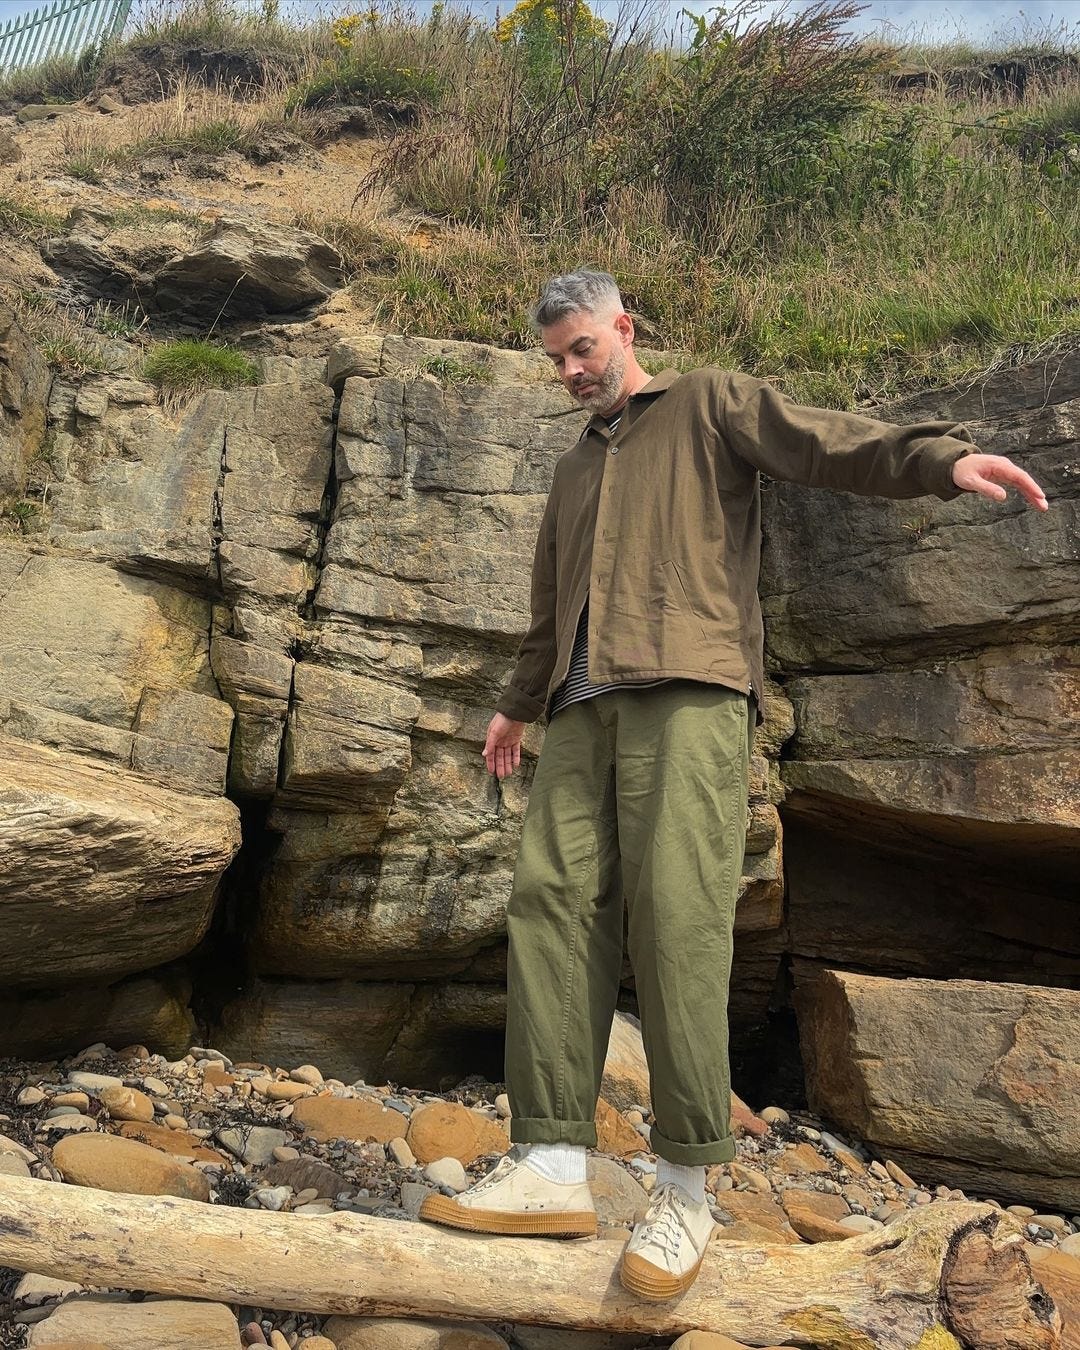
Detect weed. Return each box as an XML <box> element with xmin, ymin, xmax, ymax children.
<box><xmin>0</xmin><ymin>47</ymin><xmax>102</xmax><ymax>105</ymax></box>
<box><xmin>89</xmin><ymin>301</ymin><xmax>148</xmax><ymax>340</ymax></box>
<box><xmin>0</xmin><ymin>194</ymin><xmax>66</xmax><ymax>241</ymax></box>
<box><xmin>419</xmin><ymin>355</ymin><xmax>493</xmax><ymax>386</ymax></box>
<box><xmin>40</xmin><ymin>337</ymin><xmax>111</xmax><ymax>375</ymax></box>
<box><xmin>2</xmin><ymin>499</ymin><xmax>39</xmax><ymax>534</ymax></box>
<box><xmin>143</xmin><ymin>340</ymin><xmax>259</xmax><ymax>398</ymax></box>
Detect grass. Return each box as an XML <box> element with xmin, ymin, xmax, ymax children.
<box><xmin>0</xmin><ymin>48</ymin><xmax>101</xmax><ymax>105</ymax></box>
<box><xmin>0</xmin><ymin>192</ymin><xmax>67</xmax><ymax>241</ymax></box>
<box><xmin>418</xmin><ymin>354</ymin><xmax>494</xmax><ymax>386</ymax></box>
<box><xmin>335</xmin><ymin>0</ymin><xmax>1080</xmax><ymax>408</ymax></box>
<box><xmin>57</xmin><ymin>71</ymin><xmax>311</xmax><ymax>181</ymax></box>
<box><xmin>143</xmin><ymin>340</ymin><xmax>259</xmax><ymax>398</ymax></box>
<box><xmin>10</xmin><ymin>290</ymin><xmax>114</xmax><ymax>375</ymax></box>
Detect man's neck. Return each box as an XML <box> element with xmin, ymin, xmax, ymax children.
<box><xmin>600</xmin><ymin>368</ymin><xmax>652</xmax><ymax>420</ymax></box>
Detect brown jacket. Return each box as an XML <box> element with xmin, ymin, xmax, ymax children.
<box><xmin>496</xmin><ymin>368</ymin><xmax>974</xmax><ymax>723</ymax></box>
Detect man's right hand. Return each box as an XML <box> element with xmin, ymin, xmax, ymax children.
<box><xmin>484</xmin><ymin>712</ymin><xmax>526</xmax><ymax>779</ymax></box>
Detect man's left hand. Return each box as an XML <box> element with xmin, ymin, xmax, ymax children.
<box><xmin>952</xmin><ymin>453</ymin><xmax>1048</xmax><ymax>510</ymax></box>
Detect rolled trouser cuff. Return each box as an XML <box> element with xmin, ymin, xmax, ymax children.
<box><xmin>510</xmin><ymin>1117</ymin><xmax>598</xmax><ymax>1148</ymax></box>
<box><xmin>650</xmin><ymin>1126</ymin><xmax>735</xmax><ymax>1167</ymax></box>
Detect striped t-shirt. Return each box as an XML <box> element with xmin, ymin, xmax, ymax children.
<box><xmin>548</xmin><ymin>407</ymin><xmax>672</xmax><ymax>718</ymax></box>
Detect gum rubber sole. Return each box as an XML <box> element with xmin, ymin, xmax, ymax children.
<box><xmin>619</xmin><ymin>1250</ymin><xmax>707</xmax><ymax>1302</ymax></box>
<box><xmin>418</xmin><ymin>1193</ymin><xmax>598</xmax><ymax>1237</ymax></box>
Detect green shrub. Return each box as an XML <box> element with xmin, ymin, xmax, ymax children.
<box><xmin>143</xmin><ymin>341</ymin><xmax>259</xmax><ymax>397</ymax></box>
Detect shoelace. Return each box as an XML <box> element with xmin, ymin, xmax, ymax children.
<box><xmin>637</xmin><ymin>1183</ymin><xmax>687</xmax><ymax>1257</ymax></box>
<box><xmin>463</xmin><ymin>1156</ymin><xmax>518</xmax><ymax>1195</ymax></box>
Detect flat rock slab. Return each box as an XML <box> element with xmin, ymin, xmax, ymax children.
<box><xmin>796</xmin><ymin>968</ymin><xmax>1080</xmax><ymax>1209</ymax></box>
<box><xmin>28</xmin><ymin>1295</ymin><xmax>241</xmax><ymax>1347</ymax></box>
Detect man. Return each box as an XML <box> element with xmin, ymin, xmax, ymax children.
<box><xmin>419</xmin><ymin>270</ymin><xmax>1048</xmax><ymax>1300</ymax></box>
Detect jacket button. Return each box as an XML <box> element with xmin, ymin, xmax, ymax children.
<box><xmin>610</xmin><ymin>446</ymin><xmax>619</xmax><ymax>455</ymax></box>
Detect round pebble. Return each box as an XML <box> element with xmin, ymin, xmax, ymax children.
<box><xmin>17</xmin><ymin>1087</ymin><xmax>45</xmax><ymax>1107</ymax></box>
<box><xmin>273</xmin><ymin>1146</ymin><xmax>300</xmax><ymax>1163</ymax></box>
<box><xmin>256</xmin><ymin>1187</ymin><xmax>293</xmax><ymax>1212</ymax></box>
<box><xmin>494</xmin><ymin>1093</ymin><xmax>511</xmax><ymax>1119</ymax></box>
<box><xmin>424</xmin><ymin>1157</ymin><xmax>468</xmax><ymax>1193</ymax></box>
<box><xmin>290</xmin><ymin>1065</ymin><xmax>324</xmax><ymax>1087</ymax></box>
<box><xmin>1059</xmin><ymin>1233</ymin><xmax>1080</xmax><ymax>1257</ymax></box>
<box><xmin>760</xmin><ymin>1106</ymin><xmax>789</xmax><ymax>1126</ymax></box>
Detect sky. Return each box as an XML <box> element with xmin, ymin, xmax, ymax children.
<box><xmin>0</xmin><ymin>0</ymin><xmax>1077</xmax><ymax>46</ymax></box>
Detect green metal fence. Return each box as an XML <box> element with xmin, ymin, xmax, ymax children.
<box><xmin>0</xmin><ymin>0</ymin><xmax>133</xmax><ymax>75</ymax></box>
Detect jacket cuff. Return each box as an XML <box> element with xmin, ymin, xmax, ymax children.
<box><xmin>496</xmin><ymin>684</ymin><xmax>547</xmax><ymax>724</ymax></box>
<box><xmin>926</xmin><ymin>438</ymin><xmax>974</xmax><ymax>500</ymax></box>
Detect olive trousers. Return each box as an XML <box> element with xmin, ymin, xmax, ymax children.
<box><xmin>504</xmin><ymin>682</ymin><xmax>752</xmax><ymax>1166</ymax></box>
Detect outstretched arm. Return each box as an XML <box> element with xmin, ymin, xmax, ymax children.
<box><xmin>952</xmin><ymin>453</ymin><xmax>1048</xmax><ymax>510</ymax></box>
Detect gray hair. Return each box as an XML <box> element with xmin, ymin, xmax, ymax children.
<box><xmin>531</xmin><ymin>269</ymin><xmax>624</xmax><ymax>330</ymax></box>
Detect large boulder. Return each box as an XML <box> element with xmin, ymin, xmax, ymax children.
<box><xmin>153</xmin><ymin>215</ymin><xmax>342</xmax><ymax>317</ymax></box>
<box><xmin>0</xmin><ymin>736</ymin><xmax>239</xmax><ymax>989</ymax></box>
<box><xmin>795</xmin><ymin>967</ymin><xmax>1080</xmax><ymax>1209</ymax></box>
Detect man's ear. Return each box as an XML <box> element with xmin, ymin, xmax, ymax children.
<box><xmin>614</xmin><ymin>311</ymin><xmax>635</xmax><ymax>348</ymax></box>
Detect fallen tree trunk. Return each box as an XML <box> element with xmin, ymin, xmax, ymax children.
<box><xmin>0</xmin><ymin>1176</ymin><xmax>1060</xmax><ymax>1348</ymax></box>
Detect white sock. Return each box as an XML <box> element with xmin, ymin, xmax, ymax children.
<box><xmin>522</xmin><ymin>1142</ymin><xmax>587</xmax><ymax>1185</ymax></box>
<box><xmin>657</xmin><ymin>1160</ymin><xmax>706</xmax><ymax>1205</ymax></box>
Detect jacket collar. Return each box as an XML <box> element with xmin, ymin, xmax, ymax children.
<box><xmin>581</xmin><ymin>368</ymin><xmax>681</xmax><ymax>437</ymax></box>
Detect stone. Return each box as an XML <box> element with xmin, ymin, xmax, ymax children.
<box><xmin>12</xmin><ymin>1274</ymin><xmax>84</xmax><ymax>1306</ymax></box>
<box><xmin>586</xmin><ymin>1156</ymin><xmax>650</xmax><ymax>1227</ymax></box>
<box><xmin>796</xmin><ymin>969</ymin><xmax>1080</xmax><ymax>1209</ymax></box>
<box><xmin>324</xmin><ymin>1318</ymin><xmax>509</xmax><ymax>1348</ymax></box>
<box><xmin>400</xmin><ymin>1181</ymin><xmax>436</xmax><ymax>1218</ymax></box>
<box><xmin>66</xmin><ymin>1073</ymin><xmax>123</xmax><ymax>1091</ymax></box>
<box><xmin>40</xmin><ymin>1115</ymin><xmax>96</xmax><ymax>1133</ymax></box>
<box><xmin>27</xmin><ymin>1295</ymin><xmax>242</xmax><ymax>1346</ymax></box>
<box><xmin>257</xmin><ymin>1158</ymin><xmax>349</xmax><ymax>1199</ymax></box>
<box><xmin>52</xmin><ymin>1133</ymin><xmax>210</xmax><ymax>1201</ymax></box>
<box><xmin>52</xmin><ymin>1093</ymin><xmax>92</xmax><ymax>1110</ymax></box>
<box><xmin>215</xmin><ymin>1125</ymin><xmax>287</xmax><ymax>1166</ymax></box>
<box><xmin>599</xmin><ymin>1011</ymin><xmax>651</xmax><ymax>1113</ymax></box>
<box><xmin>255</xmin><ymin>1185</ymin><xmax>292</xmax><ymax>1211</ymax></box>
<box><xmin>153</xmin><ymin>215</ymin><xmax>342</xmax><ymax>317</ymax></box>
<box><xmin>670</xmin><ymin>1337</ymin><xmax>793</xmax><ymax>1350</ymax></box>
<box><xmin>99</xmin><ymin>1085</ymin><xmax>154</xmax><ymax>1122</ymax></box>
<box><xmin>389</xmin><ymin>1137</ymin><xmax>416</xmax><ymax>1168</ymax></box>
<box><xmin>1060</xmin><ymin>1233</ymin><xmax>1080</xmax><ymax>1257</ymax></box>
<box><xmin>0</xmin><ymin>1153</ymin><xmax>32</xmax><ymax>1178</ymax></box>
<box><xmin>423</xmin><ymin>1157</ymin><xmax>468</xmax><ymax>1192</ymax></box>
<box><xmin>714</xmin><ymin>1190</ymin><xmax>796</xmax><ymax>1239</ymax></box>
<box><xmin>774</xmin><ymin>1142</ymin><xmax>832</xmax><ymax>1177</ymax></box>
<box><xmin>885</xmin><ymin>1159</ymin><xmax>918</xmax><ymax>1189</ymax></box>
<box><xmin>728</xmin><ymin>1162</ymin><xmax>773</xmax><ymax>1194</ymax></box>
<box><xmin>406</xmin><ymin>1102</ymin><xmax>509</xmax><ymax>1166</ymax></box>
<box><xmin>264</xmin><ymin>1080</ymin><xmax>314</xmax><ymax>1101</ymax></box>
<box><xmin>0</xmin><ymin>732</ymin><xmax>240</xmax><ymax>993</ymax></box>
<box><xmin>593</xmin><ymin>1099</ymin><xmax>642</xmax><ymax>1159</ymax></box>
<box><xmin>760</xmin><ymin>1106</ymin><xmax>789</xmax><ymax>1127</ymax></box>
<box><xmin>494</xmin><ymin>1094</ymin><xmax>511</xmax><ymax>1119</ymax></box>
<box><xmin>838</xmin><ymin>1213</ymin><xmax>886</xmax><ymax>1234</ymax></box>
<box><xmin>730</xmin><ymin>1093</ymin><xmax>769</xmax><ymax>1139</ymax></box>
<box><xmin>0</xmin><ymin>1133</ymin><xmax>37</xmax><ymax>1164</ymax></box>
<box><xmin>290</xmin><ymin>1064</ymin><xmax>324</xmax><ymax>1086</ymax></box>
<box><xmin>293</xmin><ymin>1096</ymin><xmax>409</xmax><ymax>1146</ymax></box>
<box><xmin>116</xmin><ymin>1121</ymin><xmax>225</xmax><ymax>1163</ymax></box>
<box><xmin>17</xmin><ymin>1086</ymin><xmax>45</xmax><ymax>1106</ymax></box>
<box><xmin>781</xmin><ymin>1192</ymin><xmax>853</xmax><ymax>1243</ymax></box>
<box><xmin>511</xmin><ymin>1334</ymin><xmax>648</xmax><ymax>1350</ymax></box>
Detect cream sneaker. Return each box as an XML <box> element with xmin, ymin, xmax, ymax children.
<box><xmin>620</xmin><ymin>1182</ymin><xmax>715</xmax><ymax>1301</ymax></box>
<box><xmin>419</xmin><ymin>1154</ymin><xmax>597</xmax><ymax>1237</ymax></box>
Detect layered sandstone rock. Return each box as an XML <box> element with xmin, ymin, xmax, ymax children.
<box><xmin>795</xmin><ymin>967</ymin><xmax>1080</xmax><ymax>1209</ymax></box>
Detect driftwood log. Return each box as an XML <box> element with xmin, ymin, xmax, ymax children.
<box><xmin>0</xmin><ymin>1176</ymin><xmax>1061</xmax><ymax>1348</ymax></box>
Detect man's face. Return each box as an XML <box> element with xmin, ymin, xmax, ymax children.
<box><xmin>541</xmin><ymin>309</ymin><xmax>631</xmax><ymax>414</ymax></box>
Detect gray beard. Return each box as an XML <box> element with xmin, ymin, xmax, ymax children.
<box><xmin>573</xmin><ymin>350</ymin><xmax>626</xmax><ymax>413</ymax></box>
